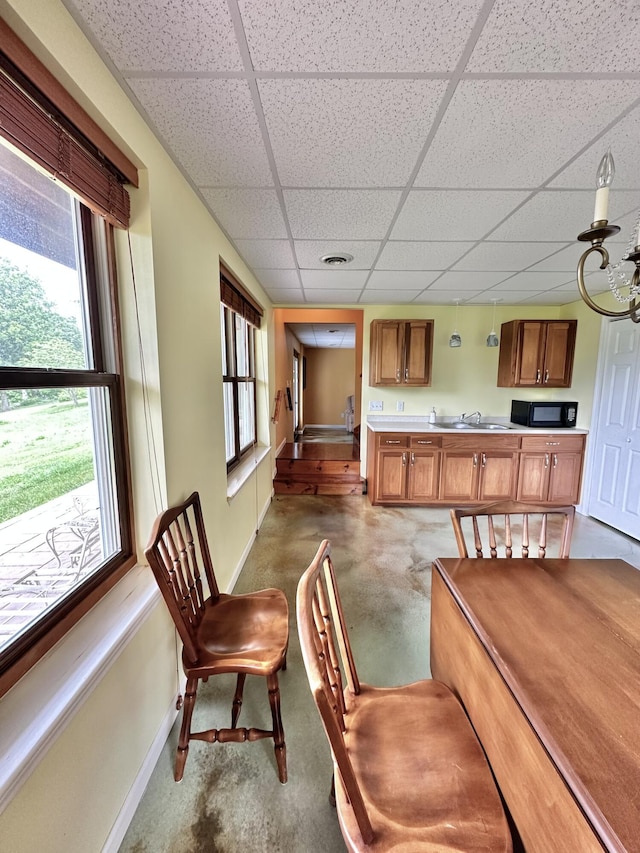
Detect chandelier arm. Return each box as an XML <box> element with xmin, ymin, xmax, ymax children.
<box><xmin>577</xmin><ymin>244</ymin><xmax>640</xmax><ymax>323</ymax></box>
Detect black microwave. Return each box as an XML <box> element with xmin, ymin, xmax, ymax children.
<box><xmin>511</xmin><ymin>400</ymin><xmax>578</xmax><ymax>428</ymax></box>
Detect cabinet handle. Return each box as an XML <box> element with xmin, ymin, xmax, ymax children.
<box><xmin>416</xmin><ymin>440</ymin><xmax>433</xmax><ymax>445</ymax></box>
<box><xmin>544</xmin><ymin>453</ymin><xmax>550</xmax><ymax>468</ymax></box>
<box><xmin>396</xmin><ymin>368</ymin><xmax>400</xmax><ymax>380</ymax></box>
<box><xmin>544</xmin><ymin>369</ymin><xmax>549</xmax><ymax>383</ymax></box>
<box><xmin>402</xmin><ymin>452</ymin><xmax>407</xmax><ymax>466</ymax></box>
<box><xmin>473</xmin><ymin>453</ymin><xmax>478</xmax><ymax>468</ymax></box>
<box><xmin>405</xmin><ymin>367</ymin><xmax>409</xmax><ymax>380</ymax></box>
<box><xmin>545</xmin><ymin>441</ymin><xmax>560</xmax><ymax>446</ymax></box>
<box><xmin>536</xmin><ymin>369</ymin><xmax>541</xmax><ymax>383</ymax></box>
<box><xmin>553</xmin><ymin>453</ymin><xmax>558</xmax><ymax>467</ymax></box>
<box><xmin>411</xmin><ymin>452</ymin><xmax>415</xmax><ymax>465</ymax></box>
<box><xmin>481</xmin><ymin>452</ymin><xmax>487</xmax><ymax>467</ymax></box>
<box><xmin>386</xmin><ymin>440</ymin><xmax>401</xmax><ymax>445</ymax></box>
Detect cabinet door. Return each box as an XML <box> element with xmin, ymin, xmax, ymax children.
<box><xmin>517</xmin><ymin>452</ymin><xmax>551</xmax><ymax>502</ymax></box>
<box><xmin>404</xmin><ymin>320</ymin><xmax>433</xmax><ymax>386</ymax></box>
<box><xmin>516</xmin><ymin>322</ymin><xmax>546</xmax><ymax>386</ymax></box>
<box><xmin>408</xmin><ymin>450</ymin><xmax>440</xmax><ymax>501</ymax></box>
<box><xmin>478</xmin><ymin>452</ymin><xmax>517</xmax><ymax>501</ymax></box>
<box><xmin>548</xmin><ymin>452</ymin><xmax>582</xmax><ymax>503</ymax></box>
<box><xmin>376</xmin><ymin>449</ymin><xmax>408</xmax><ymax>501</ymax></box>
<box><xmin>370</xmin><ymin>321</ymin><xmax>403</xmax><ymax>385</ymax></box>
<box><xmin>543</xmin><ymin>321</ymin><xmax>576</xmax><ymax>387</ymax></box>
<box><xmin>440</xmin><ymin>452</ymin><xmax>479</xmax><ymax>502</ymax></box>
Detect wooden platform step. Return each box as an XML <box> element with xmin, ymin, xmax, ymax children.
<box><xmin>274</xmin><ymin>441</ymin><xmax>365</xmax><ymax>496</ymax></box>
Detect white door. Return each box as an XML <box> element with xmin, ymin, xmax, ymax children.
<box><xmin>588</xmin><ymin>320</ymin><xmax>640</xmax><ymax>539</ymax></box>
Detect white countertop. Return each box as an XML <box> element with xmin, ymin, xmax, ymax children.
<box><xmin>366</xmin><ymin>415</ymin><xmax>588</xmax><ymax>435</ymax></box>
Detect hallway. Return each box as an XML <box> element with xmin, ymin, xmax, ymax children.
<box><xmin>119</xmin><ymin>497</ymin><xmax>640</xmax><ymax>853</ymax></box>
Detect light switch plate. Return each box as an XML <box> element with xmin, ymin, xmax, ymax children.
<box><xmin>369</xmin><ymin>400</ymin><xmax>383</xmax><ymax>411</ymax></box>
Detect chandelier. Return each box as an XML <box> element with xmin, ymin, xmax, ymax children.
<box><xmin>576</xmin><ymin>150</ymin><xmax>639</xmax><ymax>323</ymax></box>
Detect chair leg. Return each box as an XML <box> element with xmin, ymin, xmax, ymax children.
<box><xmin>231</xmin><ymin>672</ymin><xmax>246</xmax><ymax>728</ymax></box>
<box><xmin>267</xmin><ymin>671</ymin><xmax>287</xmax><ymax>784</ymax></box>
<box><xmin>329</xmin><ymin>774</ymin><xmax>336</xmax><ymax>807</ymax></box>
<box><xmin>175</xmin><ymin>676</ymin><xmax>198</xmax><ymax>782</ymax></box>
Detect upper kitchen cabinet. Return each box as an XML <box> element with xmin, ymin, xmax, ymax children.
<box><xmin>497</xmin><ymin>320</ymin><xmax>577</xmax><ymax>388</ymax></box>
<box><xmin>369</xmin><ymin>320</ymin><xmax>434</xmax><ymax>386</ymax></box>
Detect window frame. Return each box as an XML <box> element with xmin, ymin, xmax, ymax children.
<box><xmin>0</xmin><ymin>29</ymin><xmax>136</xmax><ymax>697</ymax></box>
<box><xmin>221</xmin><ymin>303</ymin><xmax>258</xmax><ymax>472</ymax></box>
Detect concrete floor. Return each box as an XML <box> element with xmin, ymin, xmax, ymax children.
<box><xmin>118</xmin><ymin>496</ymin><xmax>640</xmax><ymax>853</ymax></box>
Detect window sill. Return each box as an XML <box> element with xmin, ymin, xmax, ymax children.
<box><xmin>227</xmin><ymin>444</ymin><xmax>270</xmax><ymax>500</ymax></box>
<box><xmin>0</xmin><ymin>564</ymin><xmax>160</xmax><ymax>814</ymax></box>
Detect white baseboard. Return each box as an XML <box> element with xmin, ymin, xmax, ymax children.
<box><xmin>102</xmin><ymin>699</ymin><xmax>179</xmax><ymax>853</ymax></box>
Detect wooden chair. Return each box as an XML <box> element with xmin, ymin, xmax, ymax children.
<box><xmin>450</xmin><ymin>500</ymin><xmax>575</xmax><ymax>559</ymax></box>
<box><xmin>145</xmin><ymin>491</ymin><xmax>288</xmax><ymax>783</ymax></box>
<box><xmin>296</xmin><ymin>539</ymin><xmax>512</xmax><ymax>852</ymax></box>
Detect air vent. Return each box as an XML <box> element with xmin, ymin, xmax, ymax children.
<box><xmin>320</xmin><ymin>253</ymin><xmax>354</xmax><ymax>266</ymax></box>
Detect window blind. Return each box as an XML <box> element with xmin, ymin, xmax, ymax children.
<box><xmin>0</xmin><ymin>23</ymin><xmax>135</xmax><ymax>229</ymax></box>
<box><xmin>220</xmin><ymin>266</ymin><xmax>263</xmax><ymax>329</ymax></box>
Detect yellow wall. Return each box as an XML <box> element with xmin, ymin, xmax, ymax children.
<box><xmin>304</xmin><ymin>349</ymin><xmax>355</xmax><ymax>425</ymax></box>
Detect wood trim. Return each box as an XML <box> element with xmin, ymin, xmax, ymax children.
<box><xmin>0</xmin><ymin>18</ymin><xmax>138</xmax><ymax>188</ymax></box>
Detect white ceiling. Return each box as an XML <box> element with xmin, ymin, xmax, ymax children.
<box><xmin>64</xmin><ymin>0</ymin><xmax>640</xmax><ymax>309</ymax></box>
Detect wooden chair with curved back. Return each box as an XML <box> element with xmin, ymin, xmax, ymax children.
<box><xmin>145</xmin><ymin>491</ymin><xmax>288</xmax><ymax>783</ymax></box>
<box><xmin>450</xmin><ymin>500</ymin><xmax>575</xmax><ymax>559</ymax></box>
<box><xmin>296</xmin><ymin>539</ymin><xmax>512</xmax><ymax>852</ymax></box>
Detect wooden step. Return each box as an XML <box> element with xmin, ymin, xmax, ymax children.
<box><xmin>276</xmin><ymin>458</ymin><xmax>361</xmax><ymax>476</ymax></box>
<box><xmin>274</xmin><ymin>440</ymin><xmax>364</xmax><ymax>496</ymax></box>
<box><xmin>273</xmin><ymin>480</ymin><xmax>365</xmax><ymax>496</ymax></box>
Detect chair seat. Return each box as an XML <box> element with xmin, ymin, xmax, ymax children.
<box><xmin>188</xmin><ymin>588</ymin><xmax>289</xmax><ymax>676</ymax></box>
<box><xmin>336</xmin><ymin>679</ymin><xmax>512</xmax><ymax>852</ymax></box>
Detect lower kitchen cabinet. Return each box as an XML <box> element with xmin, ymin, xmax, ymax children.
<box><xmin>367</xmin><ymin>429</ymin><xmax>585</xmax><ymax>506</ymax></box>
<box><xmin>517</xmin><ymin>435</ymin><xmax>585</xmax><ymax>503</ymax></box>
<box><xmin>440</xmin><ymin>436</ymin><xmax>519</xmax><ymax>503</ymax></box>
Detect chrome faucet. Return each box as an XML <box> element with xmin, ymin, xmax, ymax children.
<box><xmin>459</xmin><ymin>411</ymin><xmax>482</xmax><ymax>424</ymax></box>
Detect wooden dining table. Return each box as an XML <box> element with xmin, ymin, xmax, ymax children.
<box><xmin>430</xmin><ymin>556</ymin><xmax>640</xmax><ymax>853</ymax></box>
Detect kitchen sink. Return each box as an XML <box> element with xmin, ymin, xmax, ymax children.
<box><xmin>433</xmin><ymin>421</ymin><xmax>511</xmax><ymax>430</ymax></box>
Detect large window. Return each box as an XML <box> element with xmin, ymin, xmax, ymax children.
<box><xmin>220</xmin><ymin>268</ymin><xmax>262</xmax><ymax>471</ymax></box>
<box><xmin>0</xmin><ymin>31</ymin><xmax>135</xmax><ymax>689</ymax></box>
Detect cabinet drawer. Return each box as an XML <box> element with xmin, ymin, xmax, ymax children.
<box><xmin>410</xmin><ymin>435</ymin><xmax>442</xmax><ymax>448</ymax></box>
<box><xmin>520</xmin><ymin>434</ymin><xmax>585</xmax><ymax>452</ymax></box>
<box><xmin>377</xmin><ymin>434</ymin><xmax>409</xmax><ymax>448</ymax></box>
<box><xmin>442</xmin><ymin>435</ymin><xmax>520</xmax><ymax>451</ymax></box>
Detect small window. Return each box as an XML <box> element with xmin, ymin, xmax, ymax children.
<box><xmin>220</xmin><ymin>267</ymin><xmax>262</xmax><ymax>472</ymax></box>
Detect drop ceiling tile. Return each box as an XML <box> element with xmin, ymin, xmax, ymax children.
<box><xmin>201</xmin><ymin>189</ymin><xmax>288</xmax><ymax>238</ymax></box>
<box><xmin>294</xmin><ymin>241</ymin><xmax>381</xmax><ymax>270</ymax></box>
<box><xmin>425</xmin><ymin>271</ymin><xmax>512</xmax><ymax>290</ymax></box>
<box><xmin>415</xmin><ymin>80</ymin><xmax>640</xmax><ymax>188</ymax></box>
<box><xmin>390</xmin><ymin>191</ymin><xmax>529</xmax><ymax>241</ymax></box>
<box><xmin>284</xmin><ymin>190</ymin><xmax>402</xmax><ymax>240</ymax></box>
<box><xmin>300</xmin><ymin>270</ymin><xmax>368</xmax><ymax>289</ymax></box>
<box><xmin>234</xmin><ymin>240</ymin><xmax>295</xmax><ymax>269</ymax></box>
<box><xmin>239</xmin><ymin>0</ymin><xmax>485</xmax><ymax>72</ymax></box>
<box><xmin>551</xmin><ymin>110</ymin><xmax>640</xmax><ymax>191</ymax></box>
<box><xmin>489</xmin><ymin>272</ymin><xmax>574</xmax><ymax>291</ymax></box>
<box><xmin>259</xmin><ymin>79</ymin><xmax>447</xmax><ymax>187</ymax></box>
<box><xmin>488</xmin><ymin>191</ymin><xmax>628</xmax><ymax>242</ymax></box>
<box><xmin>254</xmin><ymin>269</ymin><xmax>301</xmax><ymax>289</ymax></box>
<box><xmin>367</xmin><ymin>271</ymin><xmax>442</xmax><ymax>289</ymax></box>
<box><xmin>68</xmin><ymin>0</ymin><xmax>242</xmax><ymax>71</ymax></box>
<box><xmin>528</xmin><ymin>244</ymin><xmax>585</xmax><ymax>272</ymax></box>
<box><xmin>453</xmin><ymin>242</ymin><xmax>571</xmax><ymax>271</ymax></box>
<box><xmin>412</xmin><ymin>291</ymin><xmax>475</xmax><ymax>304</ymax></box>
<box><xmin>127</xmin><ymin>78</ymin><xmax>272</xmax><ymax>186</ymax></box>
<box><xmin>264</xmin><ymin>288</ymin><xmax>305</xmax><ymax>304</ymax></box>
<box><xmin>517</xmin><ymin>291</ymin><xmax>578</xmax><ymax>305</ymax></box>
<box><xmin>467</xmin><ymin>0</ymin><xmax>640</xmax><ymax>73</ymax></box>
<box><xmin>376</xmin><ymin>240</ymin><xmax>475</xmax><ymax>270</ymax></box>
<box><xmin>302</xmin><ymin>290</ymin><xmax>363</xmax><ymax>304</ymax></box>
<box><xmin>359</xmin><ymin>290</ymin><xmax>423</xmax><ymax>304</ymax></box>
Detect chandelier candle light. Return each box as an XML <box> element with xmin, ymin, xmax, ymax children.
<box><xmin>486</xmin><ymin>298</ymin><xmax>501</xmax><ymax>347</ymax></box>
<box><xmin>576</xmin><ymin>150</ymin><xmax>640</xmax><ymax>322</ymax></box>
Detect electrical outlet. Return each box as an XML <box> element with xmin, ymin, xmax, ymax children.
<box><xmin>369</xmin><ymin>400</ymin><xmax>383</xmax><ymax>411</ymax></box>
<box><xmin>396</xmin><ymin>401</ymin><xmax>404</xmax><ymax>412</ymax></box>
